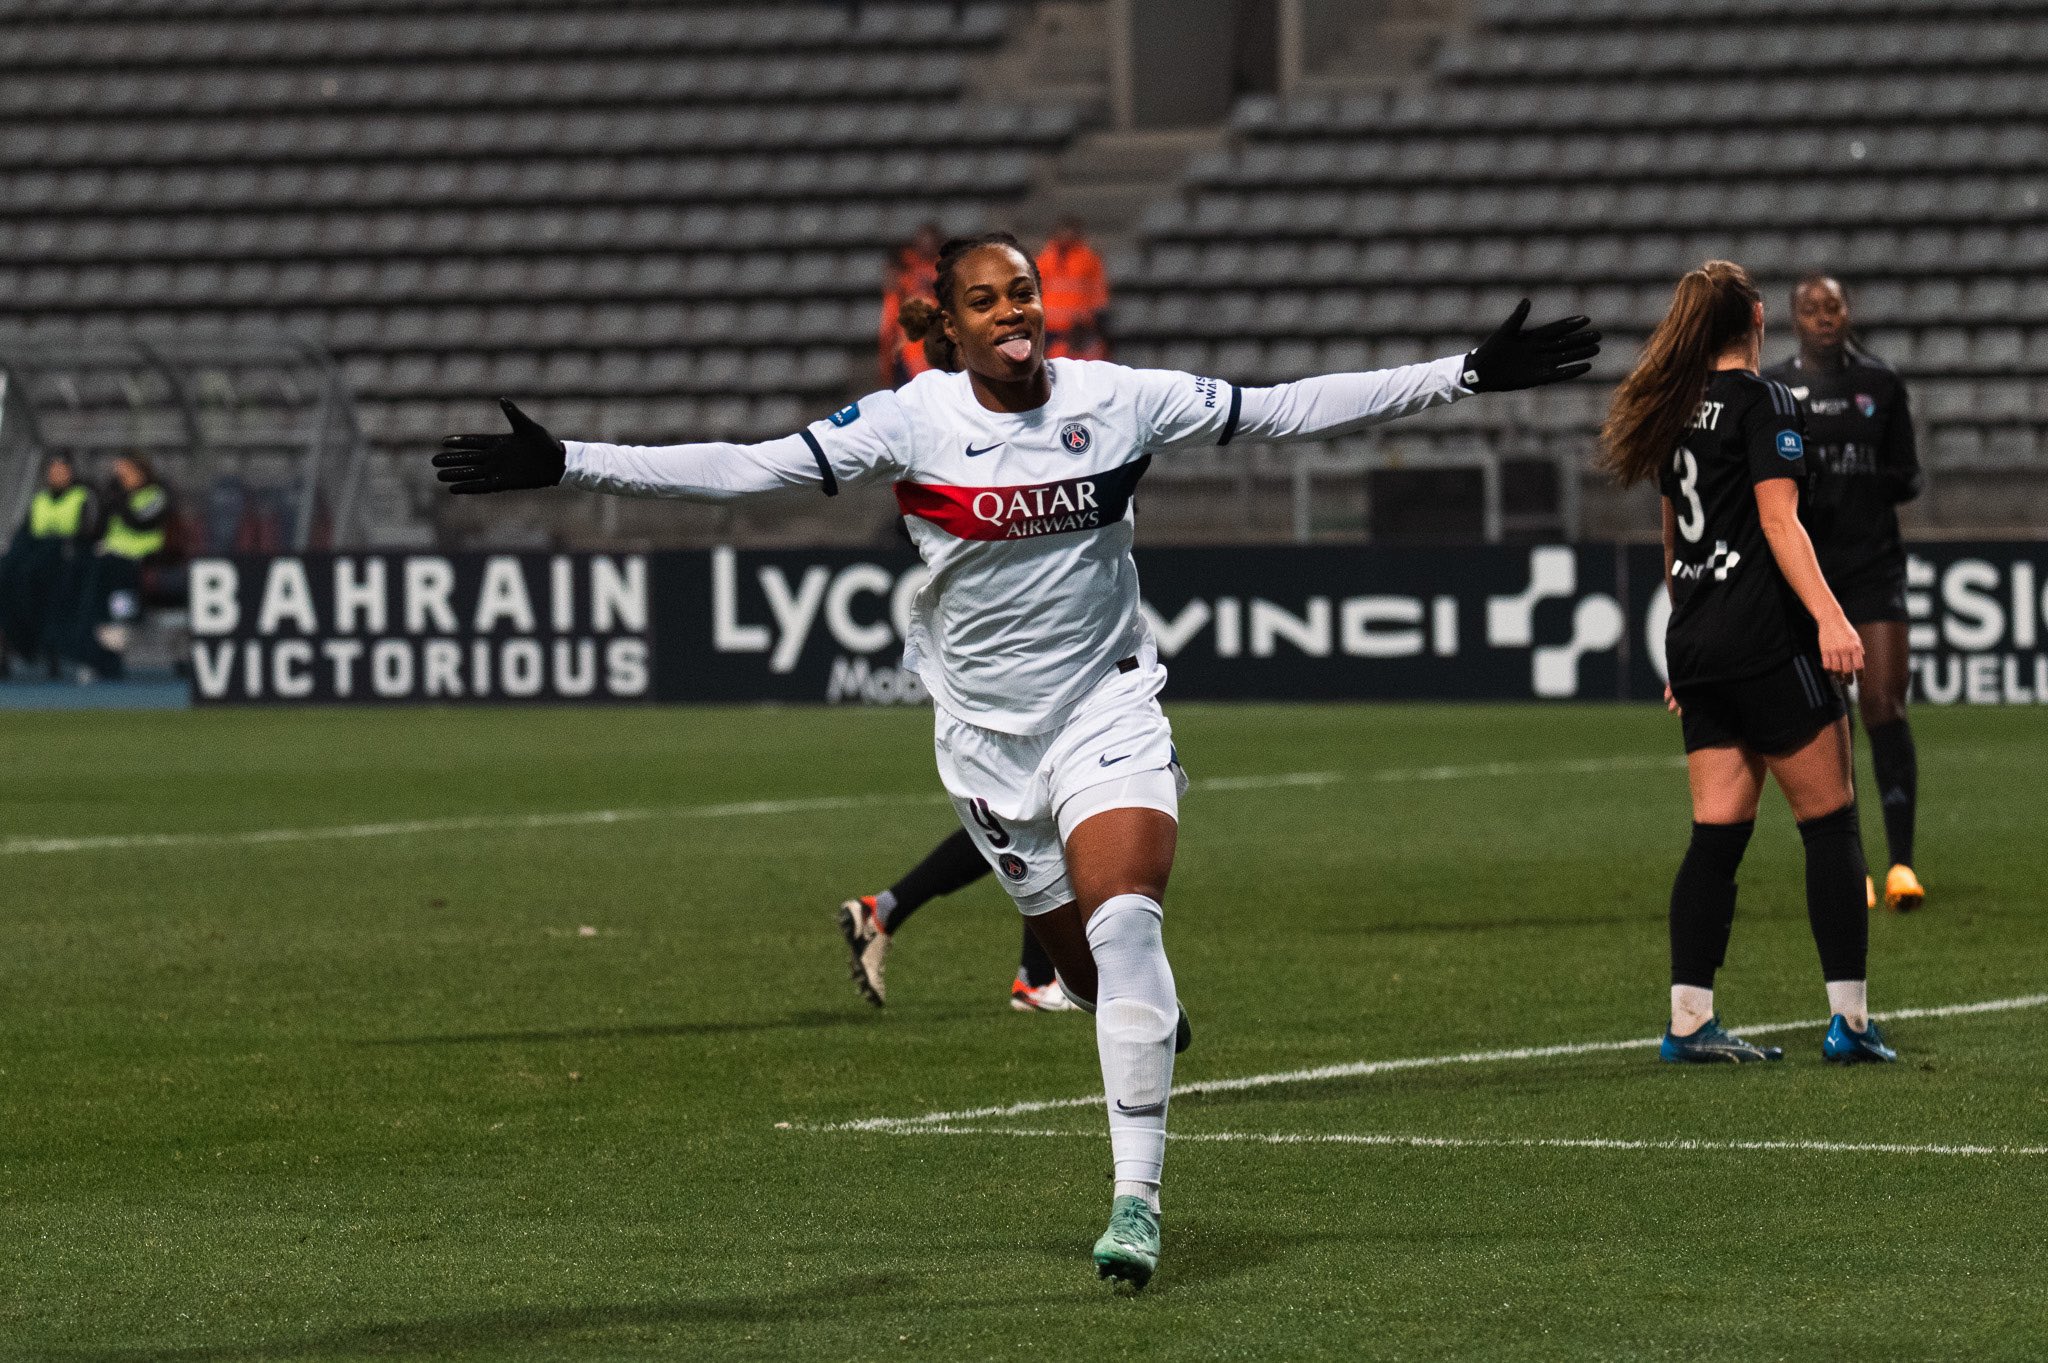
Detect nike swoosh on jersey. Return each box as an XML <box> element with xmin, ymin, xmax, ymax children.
<box><xmin>1099</xmin><ymin>752</ymin><xmax>1132</xmax><ymax>767</ymax></box>
<box><xmin>963</xmin><ymin>442</ymin><xmax>1004</xmax><ymax>458</ymax></box>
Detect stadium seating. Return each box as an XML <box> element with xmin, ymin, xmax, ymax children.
<box><xmin>1117</xmin><ymin>4</ymin><xmax>2048</xmax><ymax>480</ymax></box>
<box><xmin>0</xmin><ymin>0</ymin><xmax>1086</xmax><ymax>502</ymax></box>
<box><xmin>3</xmin><ymin>0</ymin><xmax>2042</xmax><ymax>548</ymax></box>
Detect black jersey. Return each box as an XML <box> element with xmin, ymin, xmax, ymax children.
<box><xmin>1762</xmin><ymin>346</ymin><xmax>1919</xmax><ymax>586</ymax></box>
<box><xmin>1661</xmin><ymin>370</ymin><xmax>1815</xmax><ymax>688</ymax></box>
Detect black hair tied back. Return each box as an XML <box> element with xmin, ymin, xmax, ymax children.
<box><xmin>901</xmin><ymin>232</ymin><xmax>1039</xmax><ymax>374</ymax></box>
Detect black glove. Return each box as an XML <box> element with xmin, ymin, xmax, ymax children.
<box><xmin>432</xmin><ymin>399</ymin><xmax>566</xmax><ymax>494</ymax></box>
<box><xmin>1461</xmin><ymin>299</ymin><xmax>1601</xmax><ymax>392</ymax></box>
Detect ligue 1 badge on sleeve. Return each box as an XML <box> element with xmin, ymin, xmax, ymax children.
<box><xmin>1776</xmin><ymin>429</ymin><xmax>1805</xmax><ymax>460</ymax></box>
<box><xmin>1059</xmin><ymin>422</ymin><xmax>1091</xmax><ymax>454</ymax></box>
<box><xmin>828</xmin><ymin>401</ymin><xmax>861</xmax><ymax>427</ymax></box>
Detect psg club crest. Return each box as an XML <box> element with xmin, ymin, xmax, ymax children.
<box><xmin>998</xmin><ymin>853</ymin><xmax>1029</xmax><ymax>881</ymax></box>
<box><xmin>1059</xmin><ymin>422</ymin><xmax>1091</xmax><ymax>454</ymax></box>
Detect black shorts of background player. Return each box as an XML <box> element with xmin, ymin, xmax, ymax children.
<box><xmin>1600</xmin><ymin>259</ymin><xmax>1894</xmax><ymax>1065</ymax></box>
<box><xmin>1764</xmin><ymin>276</ymin><xmax>1925</xmax><ymax>912</ymax></box>
<box><xmin>835</xmin><ymin>828</ymin><xmax>1071</xmax><ymax>1011</ymax></box>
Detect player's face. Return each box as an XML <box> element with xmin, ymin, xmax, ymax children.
<box><xmin>1793</xmin><ymin>279</ymin><xmax>1848</xmax><ymax>351</ymax></box>
<box><xmin>944</xmin><ymin>245</ymin><xmax>1044</xmax><ymax>384</ymax></box>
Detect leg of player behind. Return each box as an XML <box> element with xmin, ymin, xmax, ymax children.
<box><xmin>837</xmin><ymin>826</ymin><xmax>1070</xmax><ymax>1010</ymax></box>
<box><xmin>1600</xmin><ymin>260</ymin><xmax>1896</xmax><ymax>1066</ymax></box>
<box><xmin>1765</xmin><ymin>276</ymin><xmax>1925</xmax><ymax>912</ymax></box>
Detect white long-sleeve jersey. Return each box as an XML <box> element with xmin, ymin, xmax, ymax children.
<box><xmin>564</xmin><ymin>355</ymin><xmax>1473</xmax><ymax>734</ymax></box>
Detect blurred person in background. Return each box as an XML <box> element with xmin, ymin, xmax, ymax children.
<box><xmin>878</xmin><ymin>220</ymin><xmax>945</xmax><ymax>388</ymax></box>
<box><xmin>64</xmin><ymin>453</ymin><xmax>170</xmax><ymax>682</ymax></box>
<box><xmin>1765</xmin><ymin>275</ymin><xmax>1926</xmax><ymax>912</ymax></box>
<box><xmin>0</xmin><ymin>454</ymin><xmax>97</xmax><ymax>679</ymax></box>
<box><xmin>1037</xmin><ymin>215</ymin><xmax>1110</xmax><ymax>361</ymax></box>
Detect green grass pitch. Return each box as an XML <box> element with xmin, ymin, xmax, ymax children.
<box><xmin>2</xmin><ymin>701</ymin><xmax>2044</xmax><ymax>1361</ymax></box>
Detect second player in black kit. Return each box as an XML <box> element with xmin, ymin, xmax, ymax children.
<box><xmin>1765</xmin><ymin>275</ymin><xmax>1925</xmax><ymax>911</ymax></box>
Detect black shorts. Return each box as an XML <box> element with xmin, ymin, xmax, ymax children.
<box><xmin>1675</xmin><ymin>652</ymin><xmax>1846</xmax><ymax>756</ymax></box>
<box><xmin>1832</xmin><ymin>566</ymin><xmax>1909</xmax><ymax>625</ymax></box>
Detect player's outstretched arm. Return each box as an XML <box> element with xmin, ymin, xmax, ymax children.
<box><xmin>435</xmin><ymin>398</ymin><xmax>894</xmax><ymax>503</ymax></box>
<box><xmin>1218</xmin><ymin>300</ymin><xmax>1601</xmax><ymax>444</ymax></box>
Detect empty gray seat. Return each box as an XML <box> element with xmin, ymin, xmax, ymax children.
<box><xmin>1916</xmin><ymin>328</ymin><xmax>1972</xmax><ymax>371</ymax></box>
<box><xmin>1979</xmin><ymin>380</ymin><xmax>2034</xmax><ymax>421</ymax></box>
<box><xmin>1971</xmin><ymin>328</ymin><xmax>2026</xmax><ymax>371</ymax></box>
<box><xmin>1927</xmin><ymin>426</ymin><xmax>1985</xmax><ymax>468</ymax></box>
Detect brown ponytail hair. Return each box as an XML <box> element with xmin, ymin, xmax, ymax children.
<box><xmin>1598</xmin><ymin>260</ymin><xmax>1762</xmax><ymax>486</ymax></box>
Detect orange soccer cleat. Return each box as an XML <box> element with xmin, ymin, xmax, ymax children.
<box><xmin>1884</xmin><ymin>864</ymin><xmax>1926</xmax><ymax>913</ymax></box>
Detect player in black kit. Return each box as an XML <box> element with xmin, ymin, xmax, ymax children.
<box><xmin>1600</xmin><ymin>260</ymin><xmax>1895</xmax><ymax>1065</ymax></box>
<box><xmin>1765</xmin><ymin>276</ymin><xmax>1925</xmax><ymax>913</ymax></box>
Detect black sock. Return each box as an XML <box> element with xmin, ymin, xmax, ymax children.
<box><xmin>1018</xmin><ymin>922</ymin><xmax>1057</xmax><ymax>987</ymax></box>
<box><xmin>1867</xmin><ymin>719</ymin><xmax>1917</xmax><ymax>869</ymax></box>
<box><xmin>1670</xmin><ymin>821</ymin><xmax>1754</xmax><ymax>989</ymax></box>
<box><xmin>1798</xmin><ymin>803</ymin><xmax>1870</xmax><ymax>983</ymax></box>
<box><xmin>882</xmin><ymin>828</ymin><xmax>991</xmax><ymax>933</ymax></box>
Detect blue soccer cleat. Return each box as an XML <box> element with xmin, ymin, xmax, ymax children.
<box><xmin>1660</xmin><ymin>1016</ymin><xmax>1784</xmax><ymax>1064</ymax></box>
<box><xmin>1823</xmin><ymin>1014</ymin><xmax>1898</xmax><ymax>1064</ymax></box>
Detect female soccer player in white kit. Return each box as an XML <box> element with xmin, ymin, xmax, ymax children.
<box><xmin>435</xmin><ymin>234</ymin><xmax>1599</xmax><ymax>1289</ymax></box>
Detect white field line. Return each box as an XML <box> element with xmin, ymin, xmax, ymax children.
<box><xmin>820</xmin><ymin>993</ymin><xmax>2048</xmax><ymax>1133</ymax></box>
<box><xmin>0</xmin><ymin>752</ymin><xmax>1672</xmax><ymax>859</ymax></box>
<box><xmin>842</xmin><ymin>1124</ymin><xmax>2048</xmax><ymax>1159</ymax></box>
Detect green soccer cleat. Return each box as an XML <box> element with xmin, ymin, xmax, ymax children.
<box><xmin>1092</xmin><ymin>1195</ymin><xmax>1162</xmax><ymax>1290</ymax></box>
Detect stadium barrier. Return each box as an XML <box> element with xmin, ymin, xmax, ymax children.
<box><xmin>185</xmin><ymin>543</ymin><xmax>2048</xmax><ymax>706</ymax></box>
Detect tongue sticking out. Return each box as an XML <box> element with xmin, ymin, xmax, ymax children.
<box><xmin>995</xmin><ymin>336</ymin><xmax>1033</xmax><ymax>364</ymax></box>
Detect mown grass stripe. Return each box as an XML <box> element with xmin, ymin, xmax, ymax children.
<box><xmin>0</xmin><ymin>754</ymin><xmax>1681</xmax><ymax>858</ymax></box>
<box><xmin>845</xmin><ymin>1124</ymin><xmax>2048</xmax><ymax>1159</ymax></box>
<box><xmin>823</xmin><ymin>992</ymin><xmax>2048</xmax><ymax>1132</ymax></box>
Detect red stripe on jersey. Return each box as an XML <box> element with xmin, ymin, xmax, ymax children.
<box><xmin>894</xmin><ymin>456</ymin><xmax>1150</xmax><ymax>541</ymax></box>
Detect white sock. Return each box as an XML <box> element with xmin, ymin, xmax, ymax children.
<box><xmin>1671</xmin><ymin>985</ymin><xmax>1715</xmax><ymax>1036</ymax></box>
<box><xmin>1827</xmin><ymin>979</ymin><xmax>1869</xmax><ymax>1031</ymax></box>
<box><xmin>1086</xmin><ymin>894</ymin><xmax>1176</xmax><ymax>1214</ymax></box>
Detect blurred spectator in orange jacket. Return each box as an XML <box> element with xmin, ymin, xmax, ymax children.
<box><xmin>1037</xmin><ymin>216</ymin><xmax>1110</xmax><ymax>361</ymax></box>
<box><xmin>879</xmin><ymin>221</ymin><xmax>944</xmax><ymax>388</ymax></box>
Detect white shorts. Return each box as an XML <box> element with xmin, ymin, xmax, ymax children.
<box><xmin>933</xmin><ymin>648</ymin><xmax>1188</xmax><ymax>916</ymax></box>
